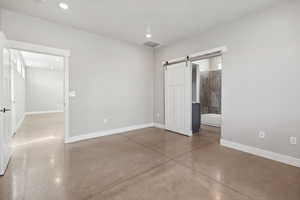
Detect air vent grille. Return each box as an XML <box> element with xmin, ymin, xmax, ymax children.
<box><xmin>143</xmin><ymin>41</ymin><xmax>160</xmax><ymax>48</ymax></box>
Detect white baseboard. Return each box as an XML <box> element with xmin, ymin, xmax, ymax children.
<box><xmin>0</xmin><ymin>160</ymin><xmax>8</xmax><ymax>176</ymax></box>
<box><xmin>26</xmin><ymin>110</ymin><xmax>64</xmax><ymax>115</ymax></box>
<box><xmin>221</xmin><ymin>139</ymin><xmax>300</xmax><ymax>168</ymax></box>
<box><xmin>15</xmin><ymin>113</ymin><xmax>25</xmax><ymax>133</ymax></box>
<box><xmin>153</xmin><ymin>123</ymin><xmax>165</xmax><ymax>129</ymax></box>
<box><xmin>65</xmin><ymin>123</ymin><xmax>154</xmax><ymax>143</ymax></box>
<box><xmin>201</xmin><ymin>122</ymin><xmax>221</xmax><ymax>128</ymax></box>
<box><xmin>153</xmin><ymin>123</ymin><xmax>192</xmax><ymax>136</ymax></box>
<box><xmin>0</xmin><ymin>168</ymin><xmax>4</xmax><ymax>176</ymax></box>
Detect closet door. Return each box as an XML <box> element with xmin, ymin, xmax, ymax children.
<box><xmin>0</xmin><ymin>34</ymin><xmax>12</xmax><ymax>175</ymax></box>
<box><xmin>164</xmin><ymin>62</ymin><xmax>192</xmax><ymax>136</ymax></box>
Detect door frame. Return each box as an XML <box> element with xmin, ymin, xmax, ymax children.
<box><xmin>7</xmin><ymin>39</ymin><xmax>71</xmax><ymax>143</ymax></box>
<box><xmin>163</xmin><ymin>46</ymin><xmax>227</xmax><ymax>136</ymax></box>
<box><xmin>10</xmin><ymin>53</ymin><xmax>15</xmax><ymax>136</ymax></box>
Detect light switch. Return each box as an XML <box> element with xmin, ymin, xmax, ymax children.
<box><xmin>290</xmin><ymin>137</ymin><xmax>297</xmax><ymax>145</ymax></box>
<box><xmin>69</xmin><ymin>91</ymin><xmax>76</xmax><ymax>97</ymax></box>
<box><xmin>259</xmin><ymin>131</ymin><xmax>265</xmax><ymax>138</ymax></box>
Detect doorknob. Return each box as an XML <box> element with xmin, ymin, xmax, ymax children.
<box><xmin>0</xmin><ymin>108</ymin><xmax>11</xmax><ymax>113</ymax></box>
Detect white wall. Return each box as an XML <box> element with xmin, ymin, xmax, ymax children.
<box><xmin>1</xmin><ymin>9</ymin><xmax>154</xmax><ymax>137</ymax></box>
<box><xmin>0</xmin><ymin>9</ymin><xmax>2</xmax><ymax>31</ymax></box>
<box><xmin>10</xmin><ymin>50</ymin><xmax>26</xmax><ymax>131</ymax></box>
<box><xmin>26</xmin><ymin>67</ymin><xmax>64</xmax><ymax>113</ymax></box>
<box><xmin>154</xmin><ymin>1</ymin><xmax>300</xmax><ymax>158</ymax></box>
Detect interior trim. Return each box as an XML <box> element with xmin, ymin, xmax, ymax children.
<box><xmin>153</xmin><ymin>123</ymin><xmax>165</xmax><ymax>129</ymax></box>
<box><xmin>25</xmin><ymin>110</ymin><xmax>64</xmax><ymax>115</ymax></box>
<box><xmin>221</xmin><ymin>139</ymin><xmax>300</xmax><ymax>168</ymax></box>
<box><xmin>65</xmin><ymin>123</ymin><xmax>155</xmax><ymax>143</ymax></box>
<box><xmin>15</xmin><ymin>113</ymin><xmax>25</xmax><ymax>133</ymax></box>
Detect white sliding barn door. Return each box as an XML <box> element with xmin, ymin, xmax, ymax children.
<box><xmin>165</xmin><ymin>61</ymin><xmax>192</xmax><ymax>136</ymax></box>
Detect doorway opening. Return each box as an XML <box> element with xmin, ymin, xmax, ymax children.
<box><xmin>191</xmin><ymin>55</ymin><xmax>222</xmax><ymax>140</ymax></box>
<box><xmin>1</xmin><ymin>36</ymin><xmax>70</xmax><ymax>176</ymax></box>
<box><xmin>9</xmin><ymin>49</ymin><xmax>66</xmax><ymax>145</ymax></box>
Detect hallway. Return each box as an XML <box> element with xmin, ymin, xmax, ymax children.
<box><xmin>0</xmin><ymin>114</ymin><xmax>300</xmax><ymax>200</ymax></box>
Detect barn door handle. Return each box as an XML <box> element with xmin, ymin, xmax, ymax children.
<box><xmin>0</xmin><ymin>108</ymin><xmax>11</xmax><ymax>113</ymax></box>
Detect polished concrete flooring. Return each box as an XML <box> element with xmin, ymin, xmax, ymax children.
<box><xmin>1</xmin><ymin>113</ymin><xmax>300</xmax><ymax>200</ymax></box>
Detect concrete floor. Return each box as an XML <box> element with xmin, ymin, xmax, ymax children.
<box><xmin>0</xmin><ymin>113</ymin><xmax>300</xmax><ymax>200</ymax></box>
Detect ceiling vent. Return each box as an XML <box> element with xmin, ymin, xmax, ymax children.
<box><xmin>143</xmin><ymin>41</ymin><xmax>160</xmax><ymax>48</ymax></box>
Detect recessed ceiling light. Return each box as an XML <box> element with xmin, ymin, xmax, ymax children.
<box><xmin>146</xmin><ymin>33</ymin><xmax>152</xmax><ymax>38</ymax></box>
<box><xmin>59</xmin><ymin>2</ymin><xmax>69</xmax><ymax>10</ymax></box>
<box><xmin>35</xmin><ymin>0</ymin><xmax>46</xmax><ymax>3</ymax></box>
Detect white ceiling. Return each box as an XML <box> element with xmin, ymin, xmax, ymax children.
<box><xmin>0</xmin><ymin>0</ymin><xmax>282</xmax><ymax>45</ymax></box>
<box><xmin>20</xmin><ymin>51</ymin><xmax>64</xmax><ymax>70</ymax></box>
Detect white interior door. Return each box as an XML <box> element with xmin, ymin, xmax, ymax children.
<box><xmin>0</xmin><ymin>33</ymin><xmax>12</xmax><ymax>176</ymax></box>
<box><xmin>165</xmin><ymin>61</ymin><xmax>192</xmax><ymax>136</ymax></box>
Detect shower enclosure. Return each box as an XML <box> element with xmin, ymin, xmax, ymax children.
<box><xmin>192</xmin><ymin>56</ymin><xmax>222</xmax><ymax>129</ymax></box>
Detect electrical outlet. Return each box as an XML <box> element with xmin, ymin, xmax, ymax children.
<box><xmin>69</xmin><ymin>91</ymin><xmax>76</xmax><ymax>97</ymax></box>
<box><xmin>259</xmin><ymin>131</ymin><xmax>265</xmax><ymax>138</ymax></box>
<box><xmin>290</xmin><ymin>137</ymin><xmax>297</xmax><ymax>145</ymax></box>
<box><xmin>157</xmin><ymin>113</ymin><xmax>160</xmax><ymax>119</ymax></box>
<box><xmin>103</xmin><ymin>118</ymin><xmax>108</xmax><ymax>124</ymax></box>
